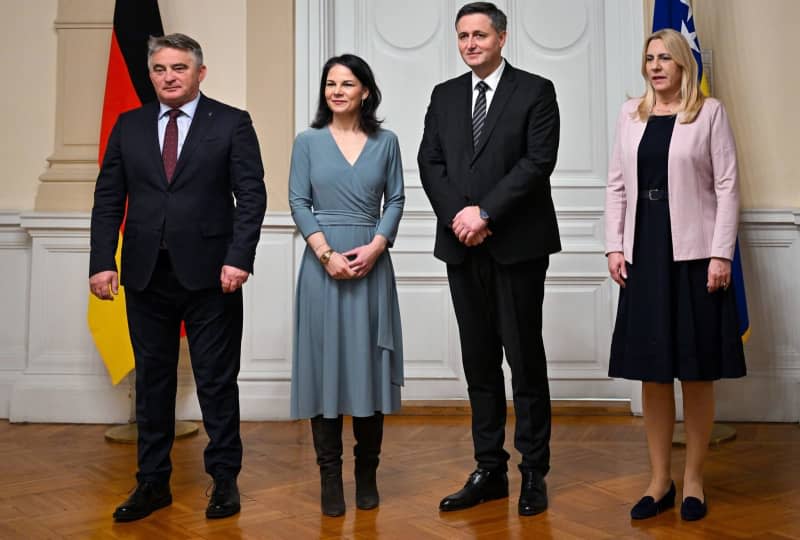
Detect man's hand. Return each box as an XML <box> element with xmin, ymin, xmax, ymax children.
<box><xmin>220</xmin><ymin>265</ymin><xmax>250</xmax><ymax>293</ymax></box>
<box><xmin>89</xmin><ymin>271</ymin><xmax>119</xmax><ymax>300</ymax></box>
<box><xmin>463</xmin><ymin>229</ymin><xmax>492</xmax><ymax>247</ymax></box>
<box><xmin>452</xmin><ymin>206</ymin><xmax>491</xmax><ymax>246</ymax></box>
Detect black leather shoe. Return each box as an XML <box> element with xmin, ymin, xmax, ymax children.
<box><xmin>518</xmin><ymin>471</ymin><xmax>548</xmax><ymax>516</ymax></box>
<box><xmin>439</xmin><ymin>469</ymin><xmax>509</xmax><ymax>512</ymax></box>
<box><xmin>630</xmin><ymin>481</ymin><xmax>675</xmax><ymax>520</ymax></box>
<box><xmin>680</xmin><ymin>495</ymin><xmax>707</xmax><ymax>521</ymax></box>
<box><xmin>112</xmin><ymin>481</ymin><xmax>172</xmax><ymax>522</ymax></box>
<box><xmin>206</xmin><ymin>478</ymin><xmax>241</xmax><ymax>519</ymax></box>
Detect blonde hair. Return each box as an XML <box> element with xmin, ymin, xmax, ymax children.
<box><xmin>636</xmin><ymin>28</ymin><xmax>705</xmax><ymax>123</ymax></box>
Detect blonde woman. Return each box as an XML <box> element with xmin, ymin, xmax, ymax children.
<box><xmin>605</xmin><ymin>28</ymin><xmax>745</xmax><ymax>521</ymax></box>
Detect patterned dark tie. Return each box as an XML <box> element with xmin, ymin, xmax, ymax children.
<box><xmin>472</xmin><ymin>81</ymin><xmax>489</xmax><ymax>148</ymax></box>
<box><xmin>162</xmin><ymin>109</ymin><xmax>181</xmax><ymax>182</ymax></box>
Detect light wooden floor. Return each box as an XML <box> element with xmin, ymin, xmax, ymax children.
<box><xmin>1</xmin><ymin>413</ymin><xmax>799</xmax><ymax>539</ymax></box>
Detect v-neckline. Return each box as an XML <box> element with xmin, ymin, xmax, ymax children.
<box><xmin>327</xmin><ymin>126</ymin><xmax>369</xmax><ymax>168</ymax></box>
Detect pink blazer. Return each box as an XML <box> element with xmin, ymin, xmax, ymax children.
<box><xmin>605</xmin><ymin>97</ymin><xmax>740</xmax><ymax>263</ymax></box>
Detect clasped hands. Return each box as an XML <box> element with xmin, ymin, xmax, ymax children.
<box><xmin>322</xmin><ymin>237</ymin><xmax>386</xmax><ymax>280</ymax></box>
<box><xmin>452</xmin><ymin>205</ymin><xmax>491</xmax><ymax>247</ymax></box>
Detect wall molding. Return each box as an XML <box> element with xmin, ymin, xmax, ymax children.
<box><xmin>0</xmin><ymin>208</ymin><xmax>796</xmax><ymax>422</ymax></box>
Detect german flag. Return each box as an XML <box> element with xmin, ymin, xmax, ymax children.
<box><xmin>88</xmin><ymin>0</ymin><xmax>164</xmax><ymax>385</ymax></box>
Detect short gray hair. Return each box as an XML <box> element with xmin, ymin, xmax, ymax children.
<box><xmin>147</xmin><ymin>33</ymin><xmax>203</xmax><ymax>69</ymax></box>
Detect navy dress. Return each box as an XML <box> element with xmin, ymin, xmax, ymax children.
<box><xmin>289</xmin><ymin>127</ymin><xmax>405</xmax><ymax>418</ymax></box>
<box><xmin>608</xmin><ymin>114</ymin><xmax>746</xmax><ymax>382</ymax></box>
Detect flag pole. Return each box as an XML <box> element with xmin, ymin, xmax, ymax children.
<box><xmin>104</xmin><ymin>370</ymin><xmax>199</xmax><ymax>443</ymax></box>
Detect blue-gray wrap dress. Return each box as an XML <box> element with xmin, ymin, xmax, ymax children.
<box><xmin>289</xmin><ymin>127</ymin><xmax>404</xmax><ymax>419</ymax></box>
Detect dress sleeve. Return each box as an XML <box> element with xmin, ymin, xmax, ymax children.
<box><xmin>288</xmin><ymin>133</ymin><xmax>322</xmax><ymax>239</ymax></box>
<box><xmin>375</xmin><ymin>132</ymin><xmax>405</xmax><ymax>246</ymax></box>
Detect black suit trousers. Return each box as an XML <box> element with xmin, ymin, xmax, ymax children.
<box><xmin>446</xmin><ymin>248</ymin><xmax>551</xmax><ymax>475</ymax></box>
<box><xmin>126</xmin><ymin>250</ymin><xmax>243</xmax><ymax>483</ymax></box>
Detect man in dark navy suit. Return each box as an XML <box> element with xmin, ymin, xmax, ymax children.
<box><xmin>90</xmin><ymin>33</ymin><xmax>266</xmax><ymax>522</ymax></box>
<box><xmin>418</xmin><ymin>2</ymin><xmax>560</xmax><ymax>516</ymax></box>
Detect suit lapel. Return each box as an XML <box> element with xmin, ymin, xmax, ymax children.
<box><xmin>471</xmin><ymin>64</ymin><xmax>516</xmax><ymax>164</ymax></box>
<box><xmin>142</xmin><ymin>102</ymin><xmax>168</xmax><ymax>186</ymax></box>
<box><xmin>452</xmin><ymin>74</ymin><xmax>473</xmax><ymax>158</ymax></box>
<box><xmin>169</xmin><ymin>94</ymin><xmax>213</xmax><ymax>188</ymax></box>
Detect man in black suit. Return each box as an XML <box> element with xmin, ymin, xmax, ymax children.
<box><xmin>89</xmin><ymin>33</ymin><xmax>266</xmax><ymax>522</ymax></box>
<box><xmin>418</xmin><ymin>3</ymin><xmax>560</xmax><ymax>516</ymax></box>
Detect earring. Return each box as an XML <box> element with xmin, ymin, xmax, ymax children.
<box><xmin>361</xmin><ymin>98</ymin><xmax>366</xmax><ymax>108</ymax></box>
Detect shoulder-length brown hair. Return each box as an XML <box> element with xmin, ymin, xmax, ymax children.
<box><xmin>636</xmin><ymin>28</ymin><xmax>705</xmax><ymax>124</ymax></box>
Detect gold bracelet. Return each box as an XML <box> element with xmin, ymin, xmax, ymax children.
<box><xmin>319</xmin><ymin>249</ymin><xmax>334</xmax><ymax>265</ymax></box>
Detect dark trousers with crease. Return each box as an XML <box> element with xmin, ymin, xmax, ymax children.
<box><xmin>447</xmin><ymin>248</ymin><xmax>551</xmax><ymax>475</ymax></box>
<box><xmin>125</xmin><ymin>250</ymin><xmax>243</xmax><ymax>484</ymax></box>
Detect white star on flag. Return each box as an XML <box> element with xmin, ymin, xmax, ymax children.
<box><xmin>681</xmin><ymin>20</ymin><xmax>700</xmax><ymax>53</ymax></box>
<box><xmin>680</xmin><ymin>0</ymin><xmax>693</xmax><ymax>21</ymax></box>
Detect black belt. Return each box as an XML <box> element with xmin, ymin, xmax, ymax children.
<box><xmin>639</xmin><ymin>189</ymin><xmax>668</xmax><ymax>201</ymax></box>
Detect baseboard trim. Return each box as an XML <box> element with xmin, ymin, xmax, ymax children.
<box><xmin>398</xmin><ymin>399</ymin><xmax>632</xmax><ymax>416</ymax></box>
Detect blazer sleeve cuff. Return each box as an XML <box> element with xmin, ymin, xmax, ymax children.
<box><xmin>224</xmin><ymin>249</ymin><xmax>255</xmax><ymax>274</ymax></box>
<box><xmin>710</xmin><ymin>246</ymin><xmax>735</xmax><ymax>261</ymax></box>
<box><xmin>89</xmin><ymin>258</ymin><xmax>118</xmax><ymax>277</ymax></box>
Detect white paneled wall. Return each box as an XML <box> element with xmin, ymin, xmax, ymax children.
<box><xmin>1</xmin><ymin>209</ymin><xmax>799</xmax><ymax>422</ymax></box>
<box><xmin>295</xmin><ymin>0</ymin><xmax>645</xmax><ymax>403</ymax></box>
<box><xmin>0</xmin><ymin>212</ymin><xmax>30</xmax><ymax>418</ymax></box>
<box><xmin>2</xmin><ymin>2</ymin><xmax>799</xmax><ymax>422</ymax></box>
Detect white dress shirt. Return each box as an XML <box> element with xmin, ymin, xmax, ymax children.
<box><xmin>157</xmin><ymin>93</ymin><xmax>201</xmax><ymax>158</ymax></box>
<box><xmin>471</xmin><ymin>59</ymin><xmax>506</xmax><ymax>114</ymax></box>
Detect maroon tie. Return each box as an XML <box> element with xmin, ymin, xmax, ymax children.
<box><xmin>162</xmin><ymin>109</ymin><xmax>181</xmax><ymax>182</ymax></box>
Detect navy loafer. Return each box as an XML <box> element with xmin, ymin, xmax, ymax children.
<box><xmin>630</xmin><ymin>481</ymin><xmax>675</xmax><ymax>520</ymax></box>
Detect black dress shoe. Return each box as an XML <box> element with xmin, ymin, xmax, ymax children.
<box><xmin>112</xmin><ymin>481</ymin><xmax>172</xmax><ymax>522</ymax></box>
<box><xmin>630</xmin><ymin>481</ymin><xmax>675</xmax><ymax>520</ymax></box>
<box><xmin>519</xmin><ymin>471</ymin><xmax>548</xmax><ymax>516</ymax></box>
<box><xmin>439</xmin><ymin>469</ymin><xmax>509</xmax><ymax>512</ymax></box>
<box><xmin>680</xmin><ymin>495</ymin><xmax>707</xmax><ymax>521</ymax></box>
<box><xmin>206</xmin><ymin>478</ymin><xmax>241</xmax><ymax>519</ymax></box>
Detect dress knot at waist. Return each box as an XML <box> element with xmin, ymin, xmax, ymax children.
<box><xmin>314</xmin><ymin>210</ymin><xmax>378</xmax><ymax>227</ymax></box>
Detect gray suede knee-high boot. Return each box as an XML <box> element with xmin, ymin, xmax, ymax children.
<box><xmin>353</xmin><ymin>412</ymin><xmax>383</xmax><ymax>510</ymax></box>
<box><xmin>311</xmin><ymin>415</ymin><xmax>345</xmax><ymax>517</ymax></box>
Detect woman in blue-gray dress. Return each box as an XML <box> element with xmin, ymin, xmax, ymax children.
<box><xmin>289</xmin><ymin>54</ymin><xmax>404</xmax><ymax>517</ymax></box>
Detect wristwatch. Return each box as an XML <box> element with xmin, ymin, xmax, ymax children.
<box><xmin>319</xmin><ymin>249</ymin><xmax>334</xmax><ymax>265</ymax></box>
<box><xmin>479</xmin><ymin>207</ymin><xmax>490</xmax><ymax>221</ymax></box>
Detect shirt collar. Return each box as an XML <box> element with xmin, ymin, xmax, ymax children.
<box><xmin>159</xmin><ymin>93</ymin><xmax>201</xmax><ymax>119</ymax></box>
<box><xmin>471</xmin><ymin>59</ymin><xmax>506</xmax><ymax>91</ymax></box>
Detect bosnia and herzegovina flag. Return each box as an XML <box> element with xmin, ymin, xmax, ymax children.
<box><xmin>652</xmin><ymin>0</ymin><xmax>751</xmax><ymax>343</ymax></box>
<box><xmin>88</xmin><ymin>0</ymin><xmax>164</xmax><ymax>384</ymax></box>
<box><xmin>652</xmin><ymin>0</ymin><xmax>710</xmax><ymax>95</ymax></box>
